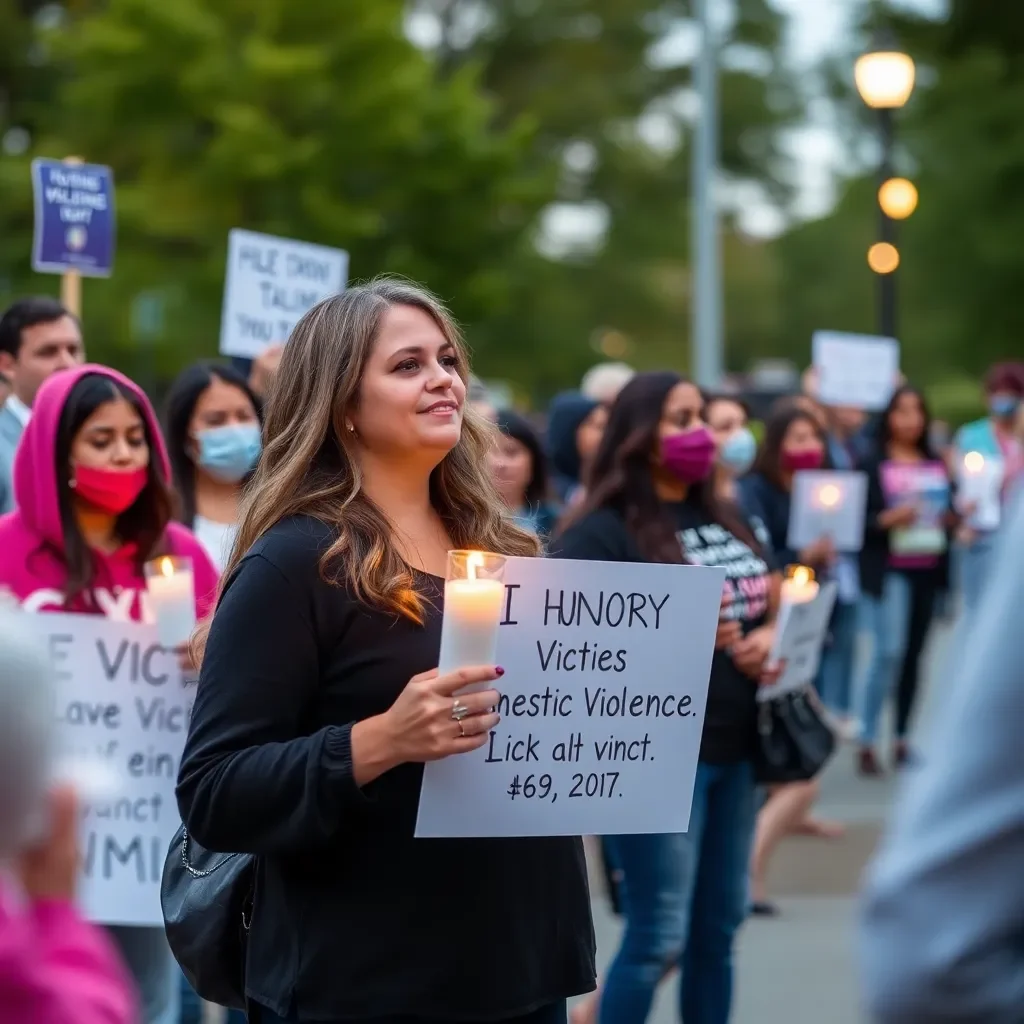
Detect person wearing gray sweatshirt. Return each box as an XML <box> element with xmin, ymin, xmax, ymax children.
<box><xmin>859</xmin><ymin>491</ymin><xmax>1024</xmax><ymax>1022</ymax></box>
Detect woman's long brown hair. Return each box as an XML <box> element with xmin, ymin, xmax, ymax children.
<box><xmin>191</xmin><ymin>277</ymin><xmax>538</xmax><ymax>660</ymax></box>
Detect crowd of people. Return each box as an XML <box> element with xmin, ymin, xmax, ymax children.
<box><xmin>0</xmin><ymin>282</ymin><xmax>1021</xmax><ymax>1024</ymax></box>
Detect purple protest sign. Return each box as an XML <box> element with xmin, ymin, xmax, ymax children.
<box><xmin>31</xmin><ymin>158</ymin><xmax>115</xmax><ymax>277</ymax></box>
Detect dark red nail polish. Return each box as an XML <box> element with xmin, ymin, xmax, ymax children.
<box><xmin>495</xmin><ymin>666</ymin><xmax>505</xmax><ymax>676</ymax></box>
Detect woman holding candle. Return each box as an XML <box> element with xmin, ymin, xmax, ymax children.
<box><xmin>0</xmin><ymin>364</ymin><xmax>219</xmax><ymax>1024</ymax></box>
<box><xmin>488</xmin><ymin>409</ymin><xmax>557</xmax><ymax>541</ymax></box>
<box><xmin>855</xmin><ymin>386</ymin><xmax>954</xmax><ymax>776</ymax></box>
<box><xmin>550</xmin><ymin>370</ymin><xmax>778</xmax><ymax>1024</ymax></box>
<box><xmin>176</xmin><ymin>280</ymin><xmax>595</xmax><ymax>1024</ymax></box>
<box><xmin>164</xmin><ymin>361</ymin><xmax>263</xmax><ymax>573</ymax></box>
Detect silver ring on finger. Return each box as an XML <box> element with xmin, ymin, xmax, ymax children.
<box><xmin>451</xmin><ymin>700</ymin><xmax>471</xmax><ymax>722</ymax></box>
<box><xmin>457</xmin><ymin>719</ymin><xmax>467</xmax><ymax>738</ymax></box>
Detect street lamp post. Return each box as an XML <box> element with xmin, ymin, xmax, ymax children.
<box><xmin>855</xmin><ymin>35</ymin><xmax>916</xmax><ymax>339</ymax></box>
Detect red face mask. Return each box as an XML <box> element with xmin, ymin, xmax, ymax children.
<box><xmin>781</xmin><ymin>448</ymin><xmax>824</xmax><ymax>473</ymax></box>
<box><xmin>71</xmin><ymin>464</ymin><xmax>149</xmax><ymax>514</ymax></box>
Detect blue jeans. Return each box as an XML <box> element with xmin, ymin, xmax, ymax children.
<box><xmin>959</xmin><ymin>535</ymin><xmax>997</xmax><ymax>617</ymax></box>
<box><xmin>106</xmin><ymin>926</ymin><xmax>179</xmax><ymax>1024</ymax></box>
<box><xmin>816</xmin><ymin>599</ymin><xmax>859</xmax><ymax>717</ymax></box>
<box><xmin>857</xmin><ymin>573</ymin><xmax>913</xmax><ymax>745</ymax></box>
<box><xmin>599</xmin><ymin>761</ymin><xmax>757</xmax><ymax>1024</ymax></box>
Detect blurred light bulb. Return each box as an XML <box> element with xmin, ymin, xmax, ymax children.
<box><xmin>868</xmin><ymin>242</ymin><xmax>900</xmax><ymax>274</ymax></box>
<box><xmin>879</xmin><ymin>178</ymin><xmax>918</xmax><ymax>219</ymax></box>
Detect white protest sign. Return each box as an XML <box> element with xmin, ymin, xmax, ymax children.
<box><xmin>759</xmin><ymin>582</ymin><xmax>838</xmax><ymax>701</ymax></box>
<box><xmin>956</xmin><ymin>452</ymin><xmax>1003</xmax><ymax>531</ymax></box>
<box><xmin>219</xmin><ymin>228</ymin><xmax>348</xmax><ymax>358</ymax></box>
<box><xmin>416</xmin><ymin>556</ymin><xmax>727</xmax><ymax>838</ymax></box>
<box><xmin>812</xmin><ymin>330</ymin><xmax>900</xmax><ymax>411</ymax></box>
<box><xmin>788</xmin><ymin>470</ymin><xmax>868</xmax><ymax>553</ymax></box>
<box><xmin>25</xmin><ymin>613</ymin><xmax>189</xmax><ymax>927</ymax></box>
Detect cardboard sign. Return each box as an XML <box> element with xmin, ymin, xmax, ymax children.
<box><xmin>812</xmin><ymin>331</ymin><xmax>900</xmax><ymax>411</ymax></box>
<box><xmin>25</xmin><ymin>613</ymin><xmax>189</xmax><ymax>927</ymax></box>
<box><xmin>31</xmin><ymin>159</ymin><xmax>115</xmax><ymax>276</ymax></box>
<box><xmin>219</xmin><ymin>228</ymin><xmax>348</xmax><ymax>358</ymax></box>
<box><xmin>416</xmin><ymin>556</ymin><xmax>727</xmax><ymax>838</ymax></box>
<box><xmin>759</xmin><ymin>582</ymin><xmax>838</xmax><ymax>701</ymax></box>
<box><xmin>788</xmin><ymin>470</ymin><xmax>869</xmax><ymax>553</ymax></box>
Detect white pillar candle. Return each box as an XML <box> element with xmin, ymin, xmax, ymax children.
<box><xmin>771</xmin><ymin>565</ymin><xmax>819</xmax><ymax>664</ymax></box>
<box><xmin>438</xmin><ymin>551</ymin><xmax>507</xmax><ymax>676</ymax></box>
<box><xmin>144</xmin><ymin>556</ymin><xmax>196</xmax><ymax>649</ymax></box>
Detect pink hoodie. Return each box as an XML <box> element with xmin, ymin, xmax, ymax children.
<box><xmin>0</xmin><ymin>364</ymin><xmax>218</xmax><ymax>620</ymax></box>
<box><xmin>0</xmin><ymin>879</ymin><xmax>136</xmax><ymax>1023</ymax></box>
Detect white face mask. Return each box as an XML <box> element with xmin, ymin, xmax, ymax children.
<box><xmin>717</xmin><ymin>427</ymin><xmax>757</xmax><ymax>476</ymax></box>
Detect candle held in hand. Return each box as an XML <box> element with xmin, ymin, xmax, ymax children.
<box><xmin>144</xmin><ymin>555</ymin><xmax>196</xmax><ymax>649</ymax></box>
<box><xmin>780</xmin><ymin>564</ymin><xmax>819</xmax><ymax>606</ymax></box>
<box><xmin>438</xmin><ymin>551</ymin><xmax>507</xmax><ymax>677</ymax></box>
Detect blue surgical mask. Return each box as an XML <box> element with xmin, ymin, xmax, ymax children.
<box><xmin>195</xmin><ymin>423</ymin><xmax>262</xmax><ymax>483</ymax></box>
<box><xmin>989</xmin><ymin>394</ymin><xmax>1021</xmax><ymax>419</ymax></box>
<box><xmin>718</xmin><ymin>427</ymin><xmax>757</xmax><ymax>476</ymax></box>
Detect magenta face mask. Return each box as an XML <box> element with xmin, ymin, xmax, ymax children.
<box><xmin>781</xmin><ymin>448</ymin><xmax>824</xmax><ymax>473</ymax></box>
<box><xmin>660</xmin><ymin>426</ymin><xmax>717</xmax><ymax>483</ymax></box>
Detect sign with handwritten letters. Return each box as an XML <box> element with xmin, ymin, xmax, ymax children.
<box><xmin>24</xmin><ymin>613</ymin><xmax>189</xmax><ymax>927</ymax></box>
<box><xmin>31</xmin><ymin>159</ymin><xmax>116</xmax><ymax>276</ymax></box>
<box><xmin>759</xmin><ymin>582</ymin><xmax>838</xmax><ymax>702</ymax></box>
<box><xmin>788</xmin><ymin>470</ymin><xmax>869</xmax><ymax>553</ymax></box>
<box><xmin>219</xmin><ymin>228</ymin><xmax>349</xmax><ymax>358</ymax></box>
<box><xmin>812</xmin><ymin>330</ymin><xmax>900</xmax><ymax>411</ymax></box>
<box><xmin>416</xmin><ymin>556</ymin><xmax>727</xmax><ymax>838</ymax></box>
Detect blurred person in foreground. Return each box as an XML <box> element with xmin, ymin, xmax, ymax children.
<box><xmin>546</xmin><ymin>391</ymin><xmax>606</xmax><ymax>507</ymax></box>
<box><xmin>0</xmin><ymin>296</ymin><xmax>84</xmax><ymax>514</ymax></box>
<box><xmin>952</xmin><ymin>361</ymin><xmax>1024</xmax><ymax>614</ymax></box>
<box><xmin>0</xmin><ymin>611</ymin><xmax>136</xmax><ymax>1024</ymax></box>
<box><xmin>489</xmin><ymin>409</ymin><xmax>557</xmax><ymax>540</ymax></box>
<box><xmin>860</xmin><ymin>491</ymin><xmax>1024</xmax><ymax>1024</ymax></box>
<box><xmin>580</xmin><ymin>361</ymin><xmax>634</xmax><ymax>407</ymax></box>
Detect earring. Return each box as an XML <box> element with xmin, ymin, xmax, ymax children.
<box><xmin>346</xmin><ymin>422</ymin><xmax>356</xmax><ymax>435</ymax></box>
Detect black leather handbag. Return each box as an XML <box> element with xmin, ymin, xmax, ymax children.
<box><xmin>753</xmin><ymin>687</ymin><xmax>836</xmax><ymax>784</ymax></box>
<box><xmin>160</xmin><ymin>825</ymin><xmax>255</xmax><ymax>1010</ymax></box>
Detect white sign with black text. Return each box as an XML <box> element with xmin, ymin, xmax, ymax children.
<box><xmin>759</xmin><ymin>582</ymin><xmax>838</xmax><ymax>701</ymax></box>
<box><xmin>788</xmin><ymin>470</ymin><xmax>869</xmax><ymax>553</ymax></box>
<box><xmin>812</xmin><ymin>330</ymin><xmax>900</xmax><ymax>411</ymax></box>
<box><xmin>219</xmin><ymin>228</ymin><xmax>349</xmax><ymax>358</ymax></box>
<box><xmin>25</xmin><ymin>613</ymin><xmax>189</xmax><ymax>927</ymax></box>
<box><xmin>415</xmin><ymin>556</ymin><xmax>727</xmax><ymax>838</ymax></box>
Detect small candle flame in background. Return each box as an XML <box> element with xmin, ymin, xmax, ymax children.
<box><xmin>790</xmin><ymin>565</ymin><xmax>814</xmax><ymax>586</ymax></box>
<box><xmin>159</xmin><ymin>556</ymin><xmax>174</xmax><ymax>577</ymax></box>
<box><xmin>963</xmin><ymin>451</ymin><xmax>984</xmax><ymax>474</ymax></box>
<box><xmin>817</xmin><ymin>484</ymin><xmax>841</xmax><ymax>508</ymax></box>
<box><xmin>466</xmin><ymin>551</ymin><xmax>484</xmax><ymax>580</ymax></box>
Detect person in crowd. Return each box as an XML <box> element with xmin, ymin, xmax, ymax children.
<box><xmin>0</xmin><ymin>364</ymin><xmax>220</xmax><ymax>1024</ymax></box>
<box><xmin>854</xmin><ymin>386</ymin><xmax>953</xmax><ymax>776</ymax></box>
<box><xmin>489</xmin><ymin>408</ymin><xmax>557</xmax><ymax>540</ymax></box>
<box><xmin>0</xmin><ymin>611</ymin><xmax>136</xmax><ymax>1024</ymax></box>
<box><xmin>243</xmin><ymin>343</ymin><xmax>285</xmax><ymax>405</ymax></box>
<box><xmin>739</xmin><ymin>404</ymin><xmax>843</xmax><ymax>856</ymax></box>
<box><xmin>552</xmin><ymin>370</ymin><xmax>778</xmax><ymax>1024</ymax></box>
<box><xmin>952</xmin><ymin>361</ymin><xmax>1024</xmax><ymax>613</ymax></box>
<box><xmin>705</xmin><ymin>394</ymin><xmax>758</xmax><ymax>504</ymax></box>
<box><xmin>164</xmin><ymin>361</ymin><xmax>263</xmax><ymax>573</ymax></box>
<box><xmin>860</xmin><ymin>490</ymin><xmax>1024</xmax><ymax>1024</ymax></box>
<box><xmin>0</xmin><ymin>370</ymin><xmax>10</xmax><ymax>409</ymax></box>
<box><xmin>0</xmin><ymin>297</ymin><xmax>84</xmax><ymax>513</ymax></box>
<box><xmin>175</xmin><ymin>280</ymin><xmax>595</xmax><ymax>1024</ymax></box>
<box><xmin>580</xmin><ymin>361</ymin><xmax>635</xmax><ymax>407</ymax></box>
<box><xmin>467</xmin><ymin>373</ymin><xmax>498</xmax><ymax>422</ymax></box>
<box><xmin>546</xmin><ymin>391</ymin><xmax>606</xmax><ymax>506</ymax></box>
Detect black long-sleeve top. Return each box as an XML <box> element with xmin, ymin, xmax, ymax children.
<box><xmin>176</xmin><ymin>515</ymin><xmax>595</xmax><ymax>1021</ymax></box>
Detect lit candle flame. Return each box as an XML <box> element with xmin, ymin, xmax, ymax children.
<box><xmin>964</xmin><ymin>451</ymin><xmax>984</xmax><ymax>474</ymax></box>
<box><xmin>159</xmin><ymin>556</ymin><xmax>174</xmax><ymax>577</ymax></box>
<box><xmin>818</xmin><ymin>484</ymin><xmax>841</xmax><ymax>508</ymax></box>
<box><xmin>790</xmin><ymin>565</ymin><xmax>815</xmax><ymax>587</ymax></box>
<box><xmin>466</xmin><ymin>551</ymin><xmax>484</xmax><ymax>581</ymax></box>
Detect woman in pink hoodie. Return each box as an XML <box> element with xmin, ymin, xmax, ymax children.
<box><xmin>0</xmin><ymin>364</ymin><xmax>219</xmax><ymax>1024</ymax></box>
<box><xmin>0</xmin><ymin>609</ymin><xmax>136</xmax><ymax>1023</ymax></box>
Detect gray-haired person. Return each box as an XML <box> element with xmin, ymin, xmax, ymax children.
<box><xmin>0</xmin><ymin>610</ymin><xmax>136</xmax><ymax>1022</ymax></box>
<box><xmin>860</xmin><ymin>492</ymin><xmax>1024</xmax><ymax>1022</ymax></box>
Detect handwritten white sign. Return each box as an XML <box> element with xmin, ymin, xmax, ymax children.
<box><xmin>812</xmin><ymin>330</ymin><xmax>900</xmax><ymax>411</ymax></box>
<box><xmin>24</xmin><ymin>613</ymin><xmax>189</xmax><ymax>927</ymax></box>
<box><xmin>219</xmin><ymin>228</ymin><xmax>348</xmax><ymax>358</ymax></box>
<box><xmin>416</xmin><ymin>556</ymin><xmax>727</xmax><ymax>838</ymax></box>
<box><xmin>788</xmin><ymin>470</ymin><xmax>868</xmax><ymax>553</ymax></box>
<box><xmin>759</xmin><ymin>582</ymin><xmax>838</xmax><ymax>701</ymax></box>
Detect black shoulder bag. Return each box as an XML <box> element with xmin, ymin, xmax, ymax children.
<box><xmin>753</xmin><ymin>687</ymin><xmax>836</xmax><ymax>784</ymax></box>
<box><xmin>161</xmin><ymin>825</ymin><xmax>255</xmax><ymax>1010</ymax></box>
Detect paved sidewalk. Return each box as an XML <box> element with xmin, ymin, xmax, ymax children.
<box><xmin>583</xmin><ymin>617</ymin><xmax>956</xmax><ymax>1024</ymax></box>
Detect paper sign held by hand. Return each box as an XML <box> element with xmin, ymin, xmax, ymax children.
<box><xmin>812</xmin><ymin>331</ymin><xmax>900</xmax><ymax>411</ymax></box>
<box><xmin>787</xmin><ymin>470</ymin><xmax>868</xmax><ymax>553</ymax></box>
